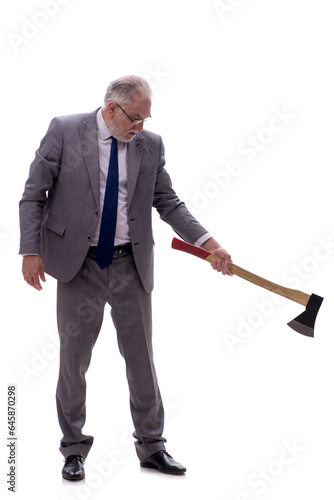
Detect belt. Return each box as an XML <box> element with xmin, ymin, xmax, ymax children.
<box><xmin>88</xmin><ymin>243</ymin><xmax>132</xmax><ymax>257</ymax></box>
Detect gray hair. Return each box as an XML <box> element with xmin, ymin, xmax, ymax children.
<box><xmin>103</xmin><ymin>75</ymin><xmax>152</xmax><ymax>108</ymax></box>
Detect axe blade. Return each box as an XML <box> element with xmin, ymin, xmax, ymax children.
<box><xmin>287</xmin><ymin>293</ymin><xmax>324</xmax><ymax>337</ymax></box>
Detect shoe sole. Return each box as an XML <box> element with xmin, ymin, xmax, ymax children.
<box><xmin>140</xmin><ymin>462</ymin><xmax>186</xmax><ymax>475</ymax></box>
<box><xmin>62</xmin><ymin>473</ymin><xmax>85</xmax><ymax>481</ymax></box>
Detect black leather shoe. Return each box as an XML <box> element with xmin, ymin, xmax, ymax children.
<box><xmin>62</xmin><ymin>455</ymin><xmax>85</xmax><ymax>481</ymax></box>
<box><xmin>140</xmin><ymin>450</ymin><xmax>186</xmax><ymax>475</ymax></box>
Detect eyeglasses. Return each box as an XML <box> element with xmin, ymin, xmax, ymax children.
<box><xmin>113</xmin><ymin>101</ymin><xmax>151</xmax><ymax>125</ymax></box>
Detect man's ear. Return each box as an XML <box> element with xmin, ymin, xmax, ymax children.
<box><xmin>107</xmin><ymin>100</ymin><xmax>117</xmax><ymax>117</ymax></box>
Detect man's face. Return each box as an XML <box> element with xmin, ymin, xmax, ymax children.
<box><xmin>103</xmin><ymin>93</ymin><xmax>151</xmax><ymax>142</ymax></box>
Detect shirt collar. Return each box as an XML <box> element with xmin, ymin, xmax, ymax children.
<box><xmin>96</xmin><ymin>107</ymin><xmax>113</xmax><ymax>141</ymax></box>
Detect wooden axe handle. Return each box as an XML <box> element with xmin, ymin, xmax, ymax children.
<box><xmin>171</xmin><ymin>238</ymin><xmax>310</xmax><ymax>307</ymax></box>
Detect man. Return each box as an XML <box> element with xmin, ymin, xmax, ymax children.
<box><xmin>19</xmin><ymin>75</ymin><xmax>232</xmax><ymax>480</ymax></box>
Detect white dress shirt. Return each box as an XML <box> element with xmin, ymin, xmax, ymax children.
<box><xmin>93</xmin><ymin>108</ymin><xmax>131</xmax><ymax>246</ymax></box>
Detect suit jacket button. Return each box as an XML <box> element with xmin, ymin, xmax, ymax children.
<box><xmin>87</xmin><ymin>235</ymin><xmax>92</xmax><ymax>241</ymax></box>
<box><xmin>95</xmin><ymin>210</ymin><xmax>99</xmax><ymax>216</ymax></box>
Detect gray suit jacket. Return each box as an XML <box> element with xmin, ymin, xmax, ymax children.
<box><xmin>19</xmin><ymin>109</ymin><xmax>208</xmax><ymax>292</ymax></box>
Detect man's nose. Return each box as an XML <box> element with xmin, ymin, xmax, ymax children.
<box><xmin>133</xmin><ymin>121</ymin><xmax>144</xmax><ymax>132</ymax></box>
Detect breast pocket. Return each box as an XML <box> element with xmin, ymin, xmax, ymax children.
<box><xmin>137</xmin><ymin>168</ymin><xmax>157</xmax><ymax>182</ymax></box>
<box><xmin>135</xmin><ymin>169</ymin><xmax>157</xmax><ymax>202</ymax></box>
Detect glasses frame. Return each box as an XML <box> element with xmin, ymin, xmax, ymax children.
<box><xmin>112</xmin><ymin>101</ymin><xmax>151</xmax><ymax>125</ymax></box>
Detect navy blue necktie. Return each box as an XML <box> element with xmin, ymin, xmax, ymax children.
<box><xmin>95</xmin><ymin>137</ymin><xmax>119</xmax><ymax>269</ymax></box>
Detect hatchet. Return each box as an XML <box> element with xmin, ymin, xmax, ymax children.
<box><xmin>171</xmin><ymin>237</ymin><xmax>323</xmax><ymax>337</ymax></box>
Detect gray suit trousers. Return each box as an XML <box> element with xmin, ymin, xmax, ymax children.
<box><xmin>56</xmin><ymin>247</ymin><xmax>166</xmax><ymax>461</ymax></box>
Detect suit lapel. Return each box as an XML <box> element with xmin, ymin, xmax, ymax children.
<box><xmin>78</xmin><ymin>115</ymin><xmax>145</xmax><ymax>212</ymax></box>
<box><xmin>127</xmin><ymin>133</ymin><xmax>144</xmax><ymax>210</ymax></box>
<box><xmin>79</xmin><ymin>110</ymin><xmax>100</xmax><ymax>208</ymax></box>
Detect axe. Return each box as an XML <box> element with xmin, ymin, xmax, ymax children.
<box><xmin>171</xmin><ymin>237</ymin><xmax>323</xmax><ymax>337</ymax></box>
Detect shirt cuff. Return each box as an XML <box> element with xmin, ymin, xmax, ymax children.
<box><xmin>193</xmin><ymin>233</ymin><xmax>212</xmax><ymax>248</ymax></box>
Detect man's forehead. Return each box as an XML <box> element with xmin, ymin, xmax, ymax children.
<box><xmin>129</xmin><ymin>95</ymin><xmax>151</xmax><ymax>116</ymax></box>
<box><xmin>131</xmin><ymin>94</ymin><xmax>151</xmax><ymax>106</ymax></box>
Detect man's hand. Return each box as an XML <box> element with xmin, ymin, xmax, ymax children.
<box><xmin>22</xmin><ymin>255</ymin><xmax>46</xmax><ymax>291</ymax></box>
<box><xmin>201</xmin><ymin>237</ymin><xmax>233</xmax><ymax>276</ymax></box>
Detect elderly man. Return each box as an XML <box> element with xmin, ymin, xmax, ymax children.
<box><xmin>19</xmin><ymin>75</ymin><xmax>232</xmax><ymax>480</ymax></box>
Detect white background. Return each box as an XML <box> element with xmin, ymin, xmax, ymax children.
<box><xmin>1</xmin><ymin>0</ymin><xmax>333</xmax><ymax>499</ymax></box>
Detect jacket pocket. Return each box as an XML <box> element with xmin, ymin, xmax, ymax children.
<box><xmin>137</xmin><ymin>168</ymin><xmax>157</xmax><ymax>181</ymax></box>
<box><xmin>42</xmin><ymin>215</ymin><xmax>66</xmax><ymax>236</ymax></box>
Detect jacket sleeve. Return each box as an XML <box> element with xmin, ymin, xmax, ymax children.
<box><xmin>19</xmin><ymin>118</ymin><xmax>62</xmax><ymax>255</ymax></box>
<box><xmin>153</xmin><ymin>136</ymin><xmax>209</xmax><ymax>244</ymax></box>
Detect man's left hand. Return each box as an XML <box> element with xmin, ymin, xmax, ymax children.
<box><xmin>201</xmin><ymin>237</ymin><xmax>233</xmax><ymax>276</ymax></box>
